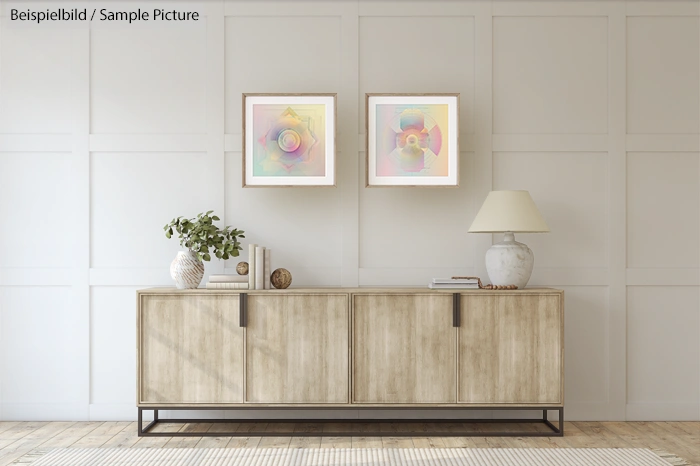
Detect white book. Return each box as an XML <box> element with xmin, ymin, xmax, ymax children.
<box><xmin>428</xmin><ymin>283</ymin><xmax>480</xmax><ymax>289</ymax></box>
<box><xmin>255</xmin><ymin>246</ymin><xmax>265</xmax><ymax>290</ymax></box>
<box><xmin>248</xmin><ymin>244</ymin><xmax>256</xmax><ymax>290</ymax></box>
<box><xmin>432</xmin><ymin>278</ymin><xmax>479</xmax><ymax>284</ymax></box>
<box><xmin>206</xmin><ymin>282</ymin><xmax>249</xmax><ymax>289</ymax></box>
<box><xmin>209</xmin><ymin>274</ymin><xmax>248</xmax><ymax>283</ymax></box>
<box><xmin>264</xmin><ymin>249</ymin><xmax>271</xmax><ymax>290</ymax></box>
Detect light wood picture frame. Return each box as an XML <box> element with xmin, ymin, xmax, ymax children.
<box><xmin>365</xmin><ymin>93</ymin><xmax>460</xmax><ymax>187</ymax></box>
<box><xmin>243</xmin><ymin>93</ymin><xmax>337</xmax><ymax>187</ymax></box>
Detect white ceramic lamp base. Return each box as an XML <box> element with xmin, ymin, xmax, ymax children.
<box><xmin>485</xmin><ymin>232</ymin><xmax>534</xmax><ymax>289</ymax></box>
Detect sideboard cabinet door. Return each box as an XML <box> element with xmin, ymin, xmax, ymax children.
<box><xmin>138</xmin><ymin>294</ymin><xmax>244</xmax><ymax>404</ymax></box>
<box><xmin>352</xmin><ymin>294</ymin><xmax>456</xmax><ymax>404</ymax></box>
<box><xmin>458</xmin><ymin>293</ymin><xmax>563</xmax><ymax>404</ymax></box>
<box><xmin>245</xmin><ymin>294</ymin><xmax>350</xmax><ymax>403</ymax></box>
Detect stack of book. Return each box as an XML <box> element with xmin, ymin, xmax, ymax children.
<box><xmin>205</xmin><ymin>274</ymin><xmax>249</xmax><ymax>289</ymax></box>
<box><xmin>428</xmin><ymin>277</ymin><xmax>480</xmax><ymax>289</ymax></box>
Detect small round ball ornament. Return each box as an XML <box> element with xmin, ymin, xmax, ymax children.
<box><xmin>270</xmin><ymin>268</ymin><xmax>292</xmax><ymax>289</ymax></box>
<box><xmin>236</xmin><ymin>262</ymin><xmax>249</xmax><ymax>275</ymax></box>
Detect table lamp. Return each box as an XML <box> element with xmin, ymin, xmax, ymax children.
<box><xmin>468</xmin><ymin>190</ymin><xmax>549</xmax><ymax>289</ymax></box>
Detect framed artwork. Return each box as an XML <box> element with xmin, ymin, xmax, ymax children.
<box><xmin>243</xmin><ymin>93</ymin><xmax>336</xmax><ymax>187</ymax></box>
<box><xmin>366</xmin><ymin>93</ymin><xmax>459</xmax><ymax>187</ymax></box>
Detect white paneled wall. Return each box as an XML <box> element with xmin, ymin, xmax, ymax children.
<box><xmin>0</xmin><ymin>0</ymin><xmax>698</xmax><ymax>422</ymax></box>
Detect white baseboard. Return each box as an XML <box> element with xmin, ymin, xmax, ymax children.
<box><xmin>565</xmin><ymin>402</ymin><xmax>615</xmax><ymax>421</ymax></box>
<box><xmin>1</xmin><ymin>403</ymin><xmax>89</xmax><ymax>421</ymax></box>
<box><xmin>89</xmin><ymin>403</ymin><xmax>140</xmax><ymax>421</ymax></box>
<box><xmin>626</xmin><ymin>402</ymin><xmax>700</xmax><ymax>421</ymax></box>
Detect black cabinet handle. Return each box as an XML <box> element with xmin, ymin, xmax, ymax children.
<box><xmin>453</xmin><ymin>293</ymin><xmax>460</xmax><ymax>327</ymax></box>
<box><xmin>239</xmin><ymin>293</ymin><xmax>247</xmax><ymax>327</ymax></box>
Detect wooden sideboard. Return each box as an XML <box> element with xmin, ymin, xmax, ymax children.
<box><xmin>136</xmin><ymin>287</ymin><xmax>564</xmax><ymax>437</ymax></box>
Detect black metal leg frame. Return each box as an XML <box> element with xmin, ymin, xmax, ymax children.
<box><xmin>138</xmin><ymin>406</ymin><xmax>563</xmax><ymax>437</ymax></box>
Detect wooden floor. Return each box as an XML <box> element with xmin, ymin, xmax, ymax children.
<box><xmin>0</xmin><ymin>421</ymin><xmax>697</xmax><ymax>465</ymax></box>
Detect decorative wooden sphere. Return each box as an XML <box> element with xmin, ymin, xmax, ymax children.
<box><xmin>236</xmin><ymin>262</ymin><xmax>249</xmax><ymax>275</ymax></box>
<box><xmin>270</xmin><ymin>268</ymin><xmax>292</xmax><ymax>289</ymax></box>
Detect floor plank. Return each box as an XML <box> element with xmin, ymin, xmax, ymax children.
<box><xmin>71</xmin><ymin>422</ymin><xmax>130</xmax><ymax>448</ymax></box>
<box><xmin>380</xmin><ymin>437</ymin><xmax>414</xmax><ymax>448</ymax></box>
<box><xmin>288</xmin><ymin>436</ymin><xmax>322</xmax><ymax>448</ymax></box>
<box><xmin>131</xmin><ymin>423</ymin><xmax>181</xmax><ymax>449</ymax></box>
<box><xmin>255</xmin><ymin>423</ymin><xmax>293</xmax><ymax>448</ymax></box>
<box><xmin>351</xmin><ymin>436</ymin><xmax>383</xmax><ymax>448</ymax></box>
<box><xmin>320</xmin><ymin>436</ymin><xmax>352</xmax><ymax>448</ymax></box>
<box><xmin>225</xmin><ymin>436</ymin><xmax>261</xmax><ymax>448</ymax></box>
<box><xmin>411</xmin><ymin>437</ymin><xmax>446</xmax><ymax>448</ymax></box>
<box><xmin>0</xmin><ymin>422</ymin><xmax>75</xmax><ymax>466</ymax></box>
<box><xmin>101</xmin><ymin>422</ymin><xmax>140</xmax><ymax>448</ymax></box>
<box><xmin>38</xmin><ymin>422</ymin><xmax>102</xmax><ymax>448</ymax></box>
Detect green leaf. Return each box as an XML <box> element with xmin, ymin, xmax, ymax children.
<box><xmin>212</xmin><ymin>216</ymin><xmax>220</xmax><ymax>221</ymax></box>
<box><xmin>203</xmin><ymin>253</ymin><xmax>211</xmax><ymax>261</ymax></box>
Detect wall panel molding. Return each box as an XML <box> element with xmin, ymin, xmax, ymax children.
<box><xmin>0</xmin><ymin>269</ymin><xmax>75</xmax><ymax>286</ymax></box>
<box><xmin>493</xmin><ymin>1</ymin><xmax>613</xmax><ymax>16</ymax></box>
<box><xmin>339</xmin><ymin>2</ymin><xmax>360</xmax><ymax>286</ymax></box>
<box><xmin>627</xmin><ymin>402</ymin><xmax>700</xmax><ymax>421</ymax></box>
<box><xmin>0</xmin><ymin>403</ymin><xmax>89</xmax><ymax>422</ymax></box>
<box><xmin>626</xmin><ymin>134</ymin><xmax>700</xmax><ymax>152</ymax></box>
<box><xmin>359</xmin><ymin>1</ymin><xmax>483</xmax><ymax>16</ymax></box>
<box><xmin>89</xmin><ymin>134</ymin><xmax>206</xmax><ymax>152</ymax></box>
<box><xmin>206</xmin><ymin>0</ymin><xmax>226</xmax><ymax>281</ymax></box>
<box><xmin>225</xmin><ymin>1</ymin><xmax>346</xmax><ymax>16</ymax></box>
<box><xmin>607</xmin><ymin>0</ymin><xmax>628</xmax><ymax>421</ymax></box>
<box><xmin>70</xmin><ymin>24</ymin><xmax>91</xmax><ymax>415</ymax></box>
<box><xmin>492</xmin><ymin>134</ymin><xmax>608</xmax><ymax>152</ymax></box>
<box><xmin>626</xmin><ymin>1</ymin><xmax>700</xmax><ymax>16</ymax></box>
<box><xmin>627</xmin><ymin>268</ymin><xmax>700</xmax><ymax>286</ymax></box>
<box><xmin>0</xmin><ymin>135</ymin><xmax>72</xmax><ymax>152</ymax></box>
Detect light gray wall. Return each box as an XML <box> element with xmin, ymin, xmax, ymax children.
<box><xmin>0</xmin><ymin>0</ymin><xmax>699</xmax><ymax>422</ymax></box>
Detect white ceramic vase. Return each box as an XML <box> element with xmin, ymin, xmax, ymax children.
<box><xmin>484</xmin><ymin>232</ymin><xmax>534</xmax><ymax>289</ymax></box>
<box><xmin>170</xmin><ymin>250</ymin><xmax>204</xmax><ymax>289</ymax></box>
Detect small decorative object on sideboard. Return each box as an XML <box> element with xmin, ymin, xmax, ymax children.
<box><xmin>205</xmin><ymin>274</ymin><xmax>248</xmax><ymax>290</ymax></box>
<box><xmin>236</xmin><ymin>261</ymin><xmax>249</xmax><ymax>275</ymax></box>
<box><xmin>270</xmin><ymin>268</ymin><xmax>292</xmax><ymax>289</ymax></box>
<box><xmin>428</xmin><ymin>277</ymin><xmax>480</xmax><ymax>289</ymax></box>
<box><xmin>451</xmin><ymin>276</ymin><xmax>518</xmax><ymax>290</ymax></box>
<box><xmin>164</xmin><ymin>211</ymin><xmax>245</xmax><ymax>289</ymax></box>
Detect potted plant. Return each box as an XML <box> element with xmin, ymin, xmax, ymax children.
<box><xmin>164</xmin><ymin>211</ymin><xmax>245</xmax><ymax>289</ymax></box>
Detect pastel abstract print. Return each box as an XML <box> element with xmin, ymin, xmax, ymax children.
<box><xmin>375</xmin><ymin>103</ymin><xmax>449</xmax><ymax>177</ymax></box>
<box><xmin>252</xmin><ymin>104</ymin><xmax>326</xmax><ymax>177</ymax></box>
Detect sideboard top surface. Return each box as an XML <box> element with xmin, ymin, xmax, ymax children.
<box><xmin>137</xmin><ymin>287</ymin><xmax>563</xmax><ymax>295</ymax></box>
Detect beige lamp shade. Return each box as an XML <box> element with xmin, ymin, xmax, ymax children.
<box><xmin>469</xmin><ymin>190</ymin><xmax>549</xmax><ymax>233</ymax></box>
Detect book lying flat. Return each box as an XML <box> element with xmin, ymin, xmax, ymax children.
<box><xmin>209</xmin><ymin>274</ymin><xmax>248</xmax><ymax>283</ymax></box>
<box><xmin>206</xmin><ymin>282</ymin><xmax>249</xmax><ymax>289</ymax></box>
<box><xmin>428</xmin><ymin>283</ymin><xmax>480</xmax><ymax>289</ymax></box>
<box><xmin>432</xmin><ymin>278</ymin><xmax>479</xmax><ymax>284</ymax></box>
